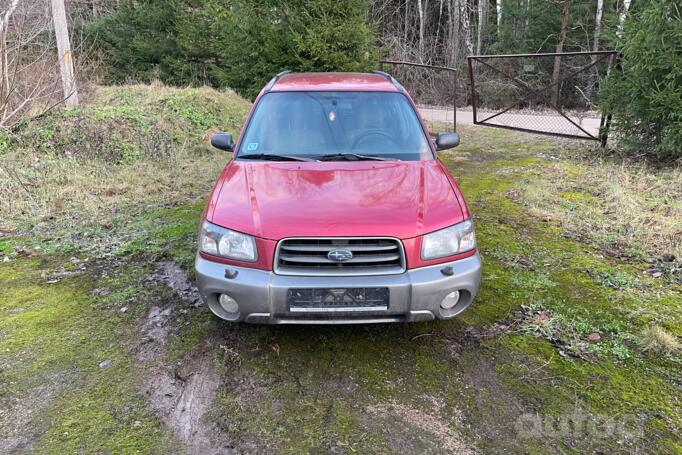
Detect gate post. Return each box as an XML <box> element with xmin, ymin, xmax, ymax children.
<box><xmin>599</xmin><ymin>52</ymin><xmax>619</xmax><ymax>147</ymax></box>
<box><xmin>453</xmin><ymin>70</ymin><xmax>457</xmax><ymax>132</ymax></box>
<box><xmin>467</xmin><ymin>57</ymin><xmax>478</xmax><ymax>124</ymax></box>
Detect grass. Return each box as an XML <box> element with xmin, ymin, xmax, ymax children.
<box><xmin>0</xmin><ymin>83</ymin><xmax>250</xmax><ymax>236</ymax></box>
<box><xmin>641</xmin><ymin>326</ymin><xmax>682</xmax><ymax>355</ymax></box>
<box><xmin>0</xmin><ymin>256</ymin><xmax>177</xmax><ymax>453</ymax></box>
<box><xmin>517</xmin><ymin>158</ymin><xmax>682</xmax><ymax>261</ymax></box>
<box><xmin>0</xmin><ymin>88</ymin><xmax>680</xmax><ymax>453</ymax></box>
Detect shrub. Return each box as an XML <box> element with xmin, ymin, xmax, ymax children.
<box><xmin>0</xmin><ymin>130</ymin><xmax>12</xmax><ymax>155</ymax></box>
<box><xmin>600</xmin><ymin>0</ymin><xmax>682</xmax><ymax>161</ymax></box>
<box><xmin>12</xmin><ymin>85</ymin><xmax>250</xmax><ymax>162</ymax></box>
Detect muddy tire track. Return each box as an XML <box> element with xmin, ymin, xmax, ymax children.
<box><xmin>367</xmin><ymin>398</ymin><xmax>478</xmax><ymax>454</ymax></box>
<box><xmin>136</xmin><ymin>262</ymin><xmax>230</xmax><ymax>454</ymax></box>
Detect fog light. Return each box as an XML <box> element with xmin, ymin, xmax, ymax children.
<box><xmin>440</xmin><ymin>291</ymin><xmax>460</xmax><ymax>310</ymax></box>
<box><xmin>219</xmin><ymin>294</ymin><xmax>239</xmax><ymax>313</ymax></box>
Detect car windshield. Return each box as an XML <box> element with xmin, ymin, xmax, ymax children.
<box><xmin>237</xmin><ymin>91</ymin><xmax>432</xmax><ymax>161</ymax></box>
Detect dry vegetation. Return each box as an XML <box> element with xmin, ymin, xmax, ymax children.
<box><xmin>516</xmin><ymin>159</ymin><xmax>682</xmax><ymax>260</ymax></box>
<box><xmin>641</xmin><ymin>325</ymin><xmax>682</xmax><ymax>355</ymax></box>
<box><xmin>0</xmin><ymin>83</ymin><xmax>250</xmax><ymax>233</ymax></box>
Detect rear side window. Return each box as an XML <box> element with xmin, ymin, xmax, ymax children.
<box><xmin>238</xmin><ymin>91</ymin><xmax>432</xmax><ymax>161</ymax></box>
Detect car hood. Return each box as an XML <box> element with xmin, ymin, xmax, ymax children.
<box><xmin>208</xmin><ymin>160</ymin><xmax>465</xmax><ymax>240</ymax></box>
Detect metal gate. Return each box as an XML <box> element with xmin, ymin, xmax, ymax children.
<box><xmin>467</xmin><ymin>51</ymin><xmax>618</xmax><ymax>144</ymax></box>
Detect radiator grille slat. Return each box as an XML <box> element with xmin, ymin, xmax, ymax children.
<box><xmin>275</xmin><ymin>238</ymin><xmax>406</xmax><ymax>276</ymax></box>
<box><xmin>278</xmin><ymin>253</ymin><xmax>401</xmax><ymax>264</ymax></box>
<box><xmin>280</xmin><ymin>244</ymin><xmax>398</xmax><ymax>252</ymax></box>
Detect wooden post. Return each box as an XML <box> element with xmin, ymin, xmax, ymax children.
<box><xmin>50</xmin><ymin>0</ymin><xmax>79</xmax><ymax>108</ymax></box>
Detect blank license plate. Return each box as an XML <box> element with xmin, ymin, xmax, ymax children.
<box><xmin>287</xmin><ymin>288</ymin><xmax>389</xmax><ymax>312</ymax></box>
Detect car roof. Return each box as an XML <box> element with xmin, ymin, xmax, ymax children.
<box><xmin>269</xmin><ymin>72</ymin><xmax>400</xmax><ymax>92</ymax></box>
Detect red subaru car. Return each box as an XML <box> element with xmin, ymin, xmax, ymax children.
<box><xmin>195</xmin><ymin>71</ymin><xmax>481</xmax><ymax>324</ymax></box>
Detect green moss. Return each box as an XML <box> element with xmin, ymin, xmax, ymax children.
<box><xmin>201</xmin><ymin>323</ymin><xmax>459</xmax><ymax>452</ymax></box>
<box><xmin>441</xmin><ymin>143</ymin><xmax>681</xmax><ymax>452</ymax></box>
<box><xmin>0</xmin><ymin>258</ymin><xmax>174</xmax><ymax>452</ymax></box>
<box><xmin>36</xmin><ymin>359</ymin><xmax>176</xmax><ymax>454</ymax></box>
<box><xmin>165</xmin><ymin>307</ymin><xmax>218</xmax><ymax>363</ymax></box>
<box><xmin>491</xmin><ymin>332</ymin><xmax>681</xmax><ymax>453</ymax></box>
<box><xmin>560</xmin><ymin>190</ymin><xmax>597</xmax><ymax>203</ymax></box>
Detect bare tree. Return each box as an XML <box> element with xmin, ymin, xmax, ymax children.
<box><xmin>587</xmin><ymin>0</ymin><xmax>604</xmax><ymax>97</ymax></box>
<box><xmin>1</xmin><ymin>0</ymin><xmax>21</xmax><ymax>123</ymax></box>
<box><xmin>417</xmin><ymin>0</ymin><xmax>425</xmax><ymax>61</ymax></box>
<box><xmin>476</xmin><ymin>0</ymin><xmax>486</xmax><ymax>55</ymax></box>
<box><xmin>459</xmin><ymin>0</ymin><xmax>473</xmax><ymax>56</ymax></box>
<box><xmin>550</xmin><ymin>0</ymin><xmax>571</xmax><ymax>107</ymax></box>
<box><xmin>496</xmin><ymin>0</ymin><xmax>502</xmax><ymax>35</ymax></box>
<box><xmin>0</xmin><ymin>0</ymin><xmax>85</xmax><ymax>128</ymax></box>
<box><xmin>592</xmin><ymin>0</ymin><xmax>604</xmax><ymax>54</ymax></box>
<box><xmin>404</xmin><ymin>0</ymin><xmax>410</xmax><ymax>52</ymax></box>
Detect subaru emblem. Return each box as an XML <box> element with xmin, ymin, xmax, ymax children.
<box><xmin>327</xmin><ymin>249</ymin><xmax>353</xmax><ymax>262</ymax></box>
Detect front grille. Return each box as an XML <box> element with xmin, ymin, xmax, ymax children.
<box><xmin>275</xmin><ymin>237</ymin><xmax>406</xmax><ymax>276</ymax></box>
<box><xmin>287</xmin><ymin>288</ymin><xmax>389</xmax><ymax>312</ymax></box>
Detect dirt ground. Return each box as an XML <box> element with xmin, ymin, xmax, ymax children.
<box><xmin>1</xmin><ymin>123</ymin><xmax>680</xmax><ymax>454</ymax></box>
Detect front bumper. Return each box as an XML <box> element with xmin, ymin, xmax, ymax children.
<box><xmin>195</xmin><ymin>252</ymin><xmax>482</xmax><ymax>324</ymax></box>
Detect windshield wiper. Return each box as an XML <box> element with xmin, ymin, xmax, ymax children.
<box><xmin>314</xmin><ymin>153</ymin><xmax>395</xmax><ymax>161</ymax></box>
<box><xmin>238</xmin><ymin>153</ymin><xmax>313</xmax><ymax>162</ymax></box>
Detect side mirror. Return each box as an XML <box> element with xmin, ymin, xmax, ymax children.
<box><xmin>435</xmin><ymin>132</ymin><xmax>460</xmax><ymax>151</ymax></box>
<box><xmin>211</xmin><ymin>133</ymin><xmax>234</xmax><ymax>152</ymax></box>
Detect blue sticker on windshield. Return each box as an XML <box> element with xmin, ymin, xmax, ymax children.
<box><xmin>247</xmin><ymin>142</ymin><xmax>259</xmax><ymax>151</ymax></box>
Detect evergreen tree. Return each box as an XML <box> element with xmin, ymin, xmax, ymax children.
<box><xmin>600</xmin><ymin>0</ymin><xmax>682</xmax><ymax>160</ymax></box>
<box><xmin>87</xmin><ymin>0</ymin><xmax>376</xmax><ymax>99</ymax></box>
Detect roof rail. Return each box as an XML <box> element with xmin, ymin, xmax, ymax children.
<box><xmin>371</xmin><ymin>70</ymin><xmax>405</xmax><ymax>92</ymax></box>
<box><xmin>264</xmin><ymin>70</ymin><xmax>292</xmax><ymax>92</ymax></box>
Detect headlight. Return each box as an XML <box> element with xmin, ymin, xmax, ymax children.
<box><xmin>199</xmin><ymin>220</ymin><xmax>257</xmax><ymax>262</ymax></box>
<box><xmin>421</xmin><ymin>220</ymin><xmax>476</xmax><ymax>260</ymax></box>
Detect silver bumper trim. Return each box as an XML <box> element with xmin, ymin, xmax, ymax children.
<box><xmin>195</xmin><ymin>252</ymin><xmax>482</xmax><ymax>324</ymax></box>
<box><xmin>289</xmin><ymin>305</ymin><xmax>389</xmax><ymax>313</ymax></box>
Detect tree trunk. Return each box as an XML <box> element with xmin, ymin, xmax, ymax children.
<box><xmin>404</xmin><ymin>0</ymin><xmax>410</xmax><ymax>55</ymax></box>
<box><xmin>447</xmin><ymin>0</ymin><xmax>456</xmax><ymax>66</ymax></box>
<box><xmin>476</xmin><ymin>0</ymin><xmax>486</xmax><ymax>55</ymax></box>
<box><xmin>435</xmin><ymin>0</ymin><xmax>444</xmax><ymax>51</ymax></box>
<box><xmin>550</xmin><ymin>0</ymin><xmax>571</xmax><ymax>107</ymax></box>
<box><xmin>496</xmin><ymin>0</ymin><xmax>502</xmax><ymax>38</ymax></box>
<box><xmin>617</xmin><ymin>0</ymin><xmax>632</xmax><ymax>37</ymax></box>
<box><xmin>417</xmin><ymin>0</ymin><xmax>425</xmax><ymax>61</ymax></box>
<box><xmin>1</xmin><ymin>0</ymin><xmax>21</xmax><ymax>122</ymax></box>
<box><xmin>588</xmin><ymin>0</ymin><xmax>604</xmax><ymax>98</ymax></box>
<box><xmin>524</xmin><ymin>0</ymin><xmax>531</xmax><ymax>40</ymax></box>
<box><xmin>592</xmin><ymin>0</ymin><xmax>604</xmax><ymax>55</ymax></box>
<box><xmin>51</xmin><ymin>0</ymin><xmax>79</xmax><ymax>108</ymax></box>
<box><xmin>460</xmin><ymin>0</ymin><xmax>473</xmax><ymax>55</ymax></box>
